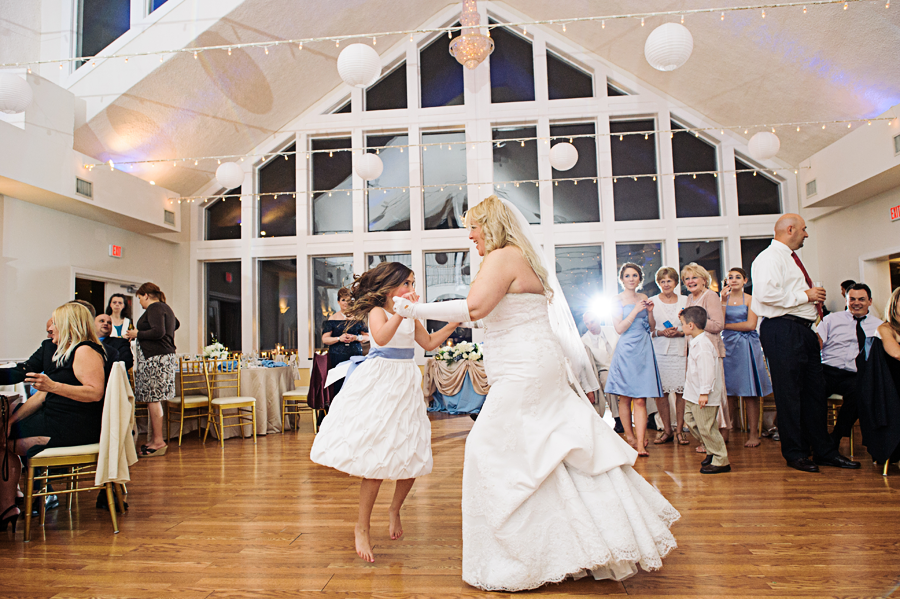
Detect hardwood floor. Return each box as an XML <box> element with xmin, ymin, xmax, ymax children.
<box><xmin>2</xmin><ymin>414</ymin><xmax>899</xmax><ymax>598</ymax></box>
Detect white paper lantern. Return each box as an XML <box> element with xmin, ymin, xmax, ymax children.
<box><xmin>355</xmin><ymin>153</ymin><xmax>384</xmax><ymax>180</ymax></box>
<box><xmin>337</xmin><ymin>44</ymin><xmax>381</xmax><ymax>88</ymax></box>
<box><xmin>216</xmin><ymin>162</ymin><xmax>244</xmax><ymax>190</ymax></box>
<box><xmin>748</xmin><ymin>132</ymin><xmax>781</xmax><ymax>161</ymax></box>
<box><xmin>549</xmin><ymin>142</ymin><xmax>579</xmax><ymax>171</ymax></box>
<box><xmin>0</xmin><ymin>73</ymin><xmax>33</xmax><ymax>115</ymax></box>
<box><xmin>644</xmin><ymin>23</ymin><xmax>694</xmax><ymax>72</ymax></box>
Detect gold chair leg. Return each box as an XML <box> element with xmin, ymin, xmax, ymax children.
<box><xmin>165</xmin><ymin>401</ymin><xmax>170</xmax><ymax>444</ymax></box>
<box><xmin>252</xmin><ymin>405</ymin><xmax>257</xmax><ymax>444</ymax></box>
<box><xmin>66</xmin><ymin>466</ymin><xmax>75</xmax><ymax>511</ymax></box>
<box><xmin>115</xmin><ymin>483</ymin><xmax>127</xmax><ymax>514</ymax></box>
<box><xmin>219</xmin><ymin>408</ymin><xmax>225</xmax><ymax>448</ymax></box>
<box><xmin>178</xmin><ymin>404</ymin><xmax>185</xmax><ymax>447</ymax></box>
<box><xmin>39</xmin><ymin>468</ymin><xmax>47</xmax><ymax>527</ymax></box>
<box><xmin>885</xmin><ymin>461</ymin><xmax>890</xmax><ymax>477</ymax></box>
<box><xmin>23</xmin><ymin>465</ymin><xmax>35</xmax><ymax>542</ymax></box>
<box><xmin>312</xmin><ymin>410</ymin><xmax>319</xmax><ymax>434</ymax></box>
<box><xmin>104</xmin><ymin>483</ymin><xmax>119</xmax><ymax>533</ymax></box>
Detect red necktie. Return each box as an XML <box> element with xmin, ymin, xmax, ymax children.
<box><xmin>791</xmin><ymin>251</ymin><xmax>823</xmax><ymax>320</ymax></box>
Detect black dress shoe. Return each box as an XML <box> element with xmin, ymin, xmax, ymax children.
<box><xmin>701</xmin><ymin>455</ymin><xmax>713</xmax><ymax>467</ymax></box>
<box><xmin>700</xmin><ymin>463</ymin><xmax>732</xmax><ymax>474</ymax></box>
<box><xmin>814</xmin><ymin>454</ymin><xmax>861</xmax><ymax>469</ymax></box>
<box><xmin>787</xmin><ymin>458</ymin><xmax>819</xmax><ymax>472</ymax></box>
<box><xmin>613</xmin><ymin>418</ymin><xmax>624</xmax><ymax>434</ymax></box>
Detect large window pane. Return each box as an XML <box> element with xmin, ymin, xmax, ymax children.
<box><xmin>421</xmin><ymin>28</ymin><xmax>463</xmax><ymax>108</ymax></box>
<box><xmin>672</xmin><ymin>122</ymin><xmax>720</xmax><ymax>218</ymax></box>
<box><xmin>423</xmin><ymin>131</ymin><xmax>468</xmax><ymax>229</ymax></box>
<box><xmin>367</xmin><ymin>134</ymin><xmax>410</xmax><ymax>232</ymax></box>
<box><xmin>259</xmin><ymin>259</ymin><xmax>298</xmax><ymax>351</ymax></box>
<box><xmin>493</xmin><ymin>126</ymin><xmax>540</xmax><ymax>224</ymax></box>
<box><xmin>366</xmin><ymin>64</ymin><xmax>407</xmax><ymax>111</ymax></box>
<box><xmin>312</xmin><ymin>138</ymin><xmax>352</xmax><ymax>235</ymax></box>
<box><xmin>206</xmin><ymin>261</ymin><xmax>242</xmax><ymax>351</ymax></box>
<box><xmin>616</xmin><ymin>242</ymin><xmax>662</xmax><ymax>298</ymax></box>
<box><xmin>205</xmin><ymin>186</ymin><xmax>241</xmax><ymax>240</ymax></box>
<box><xmin>679</xmin><ymin>240</ymin><xmax>724</xmax><ymax>294</ymax></box>
<box><xmin>556</xmin><ymin>245</ymin><xmax>603</xmax><ymax>335</ymax></box>
<box><xmin>551</xmin><ymin>123</ymin><xmax>599</xmax><ymax>223</ymax></box>
<box><xmin>311</xmin><ymin>256</ymin><xmax>355</xmax><ymax>356</ymax></box>
<box><xmin>425</xmin><ymin>251</ymin><xmax>472</xmax><ymax>346</ymax></box>
<box><xmin>150</xmin><ymin>0</ymin><xmax>168</xmax><ymax>12</ymax></box>
<box><xmin>79</xmin><ymin>0</ymin><xmax>130</xmax><ymax>63</ymax></box>
<box><xmin>258</xmin><ymin>144</ymin><xmax>296</xmax><ymax>238</ymax></box>
<box><xmin>547</xmin><ymin>52</ymin><xmax>592</xmax><ymax>100</ymax></box>
<box><xmin>489</xmin><ymin>23</ymin><xmax>535</xmax><ymax>103</ymax></box>
<box><xmin>740</xmin><ymin>237</ymin><xmax>773</xmax><ymax>294</ymax></box>
<box><xmin>736</xmin><ymin>157</ymin><xmax>782</xmax><ymax>215</ymax></box>
<box><xmin>367</xmin><ymin>254</ymin><xmax>412</xmax><ymax>269</ymax></box>
<box><xmin>610</xmin><ymin>119</ymin><xmax>659</xmax><ymax>221</ymax></box>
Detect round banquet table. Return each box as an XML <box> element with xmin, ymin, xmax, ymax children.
<box><xmin>168</xmin><ymin>365</ymin><xmax>295</xmax><ymax>440</ymax></box>
<box><xmin>423</xmin><ymin>357</ymin><xmax>489</xmax><ymax>415</ymax></box>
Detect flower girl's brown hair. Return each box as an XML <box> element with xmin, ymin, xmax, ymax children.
<box><xmin>345</xmin><ymin>262</ymin><xmax>413</xmax><ymax>325</ymax></box>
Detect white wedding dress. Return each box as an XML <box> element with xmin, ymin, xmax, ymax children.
<box><xmin>462</xmin><ymin>294</ymin><xmax>679</xmax><ymax>592</ymax></box>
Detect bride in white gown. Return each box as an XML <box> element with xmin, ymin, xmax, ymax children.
<box><xmin>393</xmin><ymin>195</ymin><xmax>679</xmax><ymax>592</ymax></box>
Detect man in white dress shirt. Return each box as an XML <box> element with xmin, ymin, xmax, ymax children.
<box><xmin>751</xmin><ymin>214</ymin><xmax>860</xmax><ymax>472</ymax></box>
<box><xmin>582</xmin><ymin>311</ymin><xmax>616</xmax><ymax>419</ymax></box>
<box><xmin>818</xmin><ymin>283</ymin><xmax>883</xmax><ymax>448</ymax></box>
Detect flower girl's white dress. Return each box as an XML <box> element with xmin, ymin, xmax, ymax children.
<box><xmin>310</xmin><ymin>309</ymin><xmax>432</xmax><ymax>480</ymax></box>
<box><xmin>462</xmin><ymin>294</ymin><xmax>679</xmax><ymax>591</ymax></box>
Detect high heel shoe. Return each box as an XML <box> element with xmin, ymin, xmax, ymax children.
<box><xmin>1</xmin><ymin>505</ymin><xmax>20</xmax><ymax>535</ymax></box>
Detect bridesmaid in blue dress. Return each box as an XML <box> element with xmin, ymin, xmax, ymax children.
<box><xmin>605</xmin><ymin>263</ymin><xmax>664</xmax><ymax>456</ymax></box>
<box><xmin>720</xmin><ymin>267</ymin><xmax>772</xmax><ymax>448</ymax></box>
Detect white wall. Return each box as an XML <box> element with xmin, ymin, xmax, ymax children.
<box><xmin>0</xmin><ymin>194</ymin><xmax>190</xmax><ymax>360</ymax></box>
<box><xmin>0</xmin><ymin>2</ymin><xmax>42</xmax><ymax>67</ymax></box>
<box><xmin>808</xmin><ymin>185</ymin><xmax>900</xmax><ymax>315</ymax></box>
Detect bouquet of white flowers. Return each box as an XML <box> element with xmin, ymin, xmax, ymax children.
<box><xmin>435</xmin><ymin>341</ymin><xmax>483</xmax><ymax>365</ymax></box>
<box><xmin>203</xmin><ymin>340</ymin><xmax>228</xmax><ymax>360</ymax></box>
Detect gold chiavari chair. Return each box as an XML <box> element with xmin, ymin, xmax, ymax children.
<box><xmin>826</xmin><ymin>393</ymin><xmax>855</xmax><ymax>459</ymax></box>
<box><xmin>165</xmin><ymin>357</ymin><xmax>211</xmax><ymax>446</ymax></box>
<box><xmin>282</xmin><ymin>387</ymin><xmax>315</xmax><ymax>433</ymax></box>
<box><xmin>204</xmin><ymin>358</ymin><xmax>257</xmax><ymax>448</ymax></box>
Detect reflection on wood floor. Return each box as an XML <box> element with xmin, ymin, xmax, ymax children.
<box><xmin>2</xmin><ymin>412</ymin><xmax>899</xmax><ymax>598</ymax></box>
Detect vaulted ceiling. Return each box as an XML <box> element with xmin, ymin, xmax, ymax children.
<box><xmin>71</xmin><ymin>0</ymin><xmax>900</xmax><ymax>195</ymax></box>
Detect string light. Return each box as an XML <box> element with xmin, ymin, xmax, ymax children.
<box><xmin>680</xmin><ymin>14</ymin><xmax>684</xmax><ymax>23</ymax></box>
<box><xmin>4</xmin><ymin>0</ymin><xmax>864</xmax><ymax>70</ymax></box>
<box><xmin>82</xmin><ymin>117</ymin><xmax>895</xmax><ymax>171</ymax></box>
<box><xmin>640</xmin><ymin>18</ymin><xmax>644</xmax><ymax>26</ymax></box>
<box><xmin>803</xmin><ymin>4</ymin><xmax>808</xmax><ymax>11</ymax></box>
<box><xmin>721</xmin><ymin>11</ymin><xmax>725</xmax><ymax>19</ymax></box>
<box><xmin>762</xmin><ymin>8</ymin><xmax>766</xmax><ymax>17</ymax></box>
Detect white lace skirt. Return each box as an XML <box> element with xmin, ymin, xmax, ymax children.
<box><xmin>656</xmin><ymin>353</ymin><xmax>686</xmax><ymax>394</ymax></box>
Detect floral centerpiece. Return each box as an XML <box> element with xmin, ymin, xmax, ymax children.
<box><xmin>434</xmin><ymin>341</ymin><xmax>483</xmax><ymax>365</ymax></box>
<box><xmin>203</xmin><ymin>339</ymin><xmax>228</xmax><ymax>360</ymax></box>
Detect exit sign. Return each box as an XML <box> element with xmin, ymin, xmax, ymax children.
<box><xmin>109</xmin><ymin>244</ymin><xmax>122</xmax><ymax>258</ymax></box>
<box><xmin>892</xmin><ymin>205</ymin><xmax>900</xmax><ymax>221</ymax></box>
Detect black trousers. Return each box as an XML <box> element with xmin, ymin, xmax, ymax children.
<box><xmin>822</xmin><ymin>364</ymin><xmax>858</xmax><ymax>443</ymax></box>
<box><xmin>759</xmin><ymin>317</ymin><xmax>839</xmax><ymax>462</ymax></box>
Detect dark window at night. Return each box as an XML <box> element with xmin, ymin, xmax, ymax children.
<box><xmin>736</xmin><ymin>157</ymin><xmax>782</xmax><ymax>215</ymax></box>
<box><xmin>366</xmin><ymin>63</ymin><xmax>407</xmax><ymax>111</ymax></box>
<box><xmin>610</xmin><ymin>119</ymin><xmax>659</xmax><ymax>221</ymax></box>
<box><xmin>679</xmin><ymin>240</ymin><xmax>724</xmax><ymax>294</ymax></box>
<box><xmin>332</xmin><ymin>99</ymin><xmax>351</xmax><ymax>114</ymax></box>
<box><xmin>258</xmin><ymin>144</ymin><xmax>296</xmax><ymax>238</ymax></box>
<box><xmin>205</xmin><ymin>187</ymin><xmax>242</xmax><ymax>240</ymax></box>
<box><xmin>551</xmin><ymin>123</ymin><xmax>599</xmax><ymax>223</ymax></box>
<box><xmin>259</xmin><ymin>259</ymin><xmax>298</xmax><ymax>351</ymax></box>
<box><xmin>741</xmin><ymin>237</ymin><xmax>773</xmax><ymax>294</ymax></box>
<box><xmin>547</xmin><ymin>52</ymin><xmax>592</xmax><ymax>100</ymax></box>
<box><xmin>672</xmin><ymin>121</ymin><xmax>720</xmax><ymax>218</ymax></box>
<box><xmin>206</xmin><ymin>261</ymin><xmax>242</xmax><ymax>351</ymax></box>
<box><xmin>616</xmin><ymin>243</ymin><xmax>662</xmax><ymax>297</ymax></box>
<box><xmin>489</xmin><ymin>22</ymin><xmax>535</xmax><ymax>104</ymax></box>
<box><xmin>493</xmin><ymin>126</ymin><xmax>540</xmax><ymax>224</ymax></box>
<box><xmin>421</xmin><ymin>25</ymin><xmax>464</xmax><ymax>108</ymax></box>
<box><xmin>607</xmin><ymin>81</ymin><xmax>628</xmax><ymax>96</ymax></box>
<box><xmin>78</xmin><ymin>0</ymin><xmax>130</xmax><ymax>64</ymax></box>
<box><xmin>312</xmin><ymin>138</ymin><xmax>352</xmax><ymax>234</ymax></box>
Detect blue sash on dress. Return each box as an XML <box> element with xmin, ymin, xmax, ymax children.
<box><xmin>326</xmin><ymin>347</ymin><xmax>415</xmax><ymax>387</ymax></box>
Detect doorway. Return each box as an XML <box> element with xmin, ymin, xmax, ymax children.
<box><xmin>71</xmin><ymin>269</ymin><xmax>143</xmax><ymax>326</ymax></box>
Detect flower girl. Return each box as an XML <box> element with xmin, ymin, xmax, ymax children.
<box><xmin>310</xmin><ymin>262</ymin><xmax>460</xmax><ymax>562</ymax></box>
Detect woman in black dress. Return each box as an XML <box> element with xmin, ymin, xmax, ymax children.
<box><xmin>1</xmin><ymin>303</ymin><xmax>109</xmax><ymax>533</ymax></box>
<box><xmin>322</xmin><ymin>287</ymin><xmax>368</xmax><ymax>400</ymax></box>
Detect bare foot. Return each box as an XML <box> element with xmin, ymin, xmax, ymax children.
<box><xmin>637</xmin><ymin>449</ymin><xmax>649</xmax><ymax>457</ymax></box>
<box><xmin>389</xmin><ymin>510</ymin><xmax>403</xmax><ymax>540</ymax></box>
<box><xmin>625</xmin><ymin>436</ymin><xmax>637</xmax><ymax>449</ymax></box>
<box><xmin>695</xmin><ymin>445</ymin><xmax>707</xmax><ymax>454</ymax></box>
<box><xmin>744</xmin><ymin>437</ymin><xmax>761</xmax><ymax>448</ymax></box>
<box><xmin>354</xmin><ymin>524</ymin><xmax>374</xmax><ymax>562</ymax></box>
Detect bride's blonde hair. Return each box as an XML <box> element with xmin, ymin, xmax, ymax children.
<box><xmin>464</xmin><ymin>195</ymin><xmax>553</xmax><ymax>300</ymax></box>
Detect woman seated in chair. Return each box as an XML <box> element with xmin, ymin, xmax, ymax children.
<box><xmin>1</xmin><ymin>303</ymin><xmax>109</xmax><ymax>533</ymax></box>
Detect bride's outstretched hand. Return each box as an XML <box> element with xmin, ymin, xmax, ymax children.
<box><xmin>393</xmin><ymin>296</ymin><xmax>416</xmax><ymax>318</ymax></box>
<box><xmin>402</xmin><ymin>291</ymin><xmax>420</xmax><ymax>303</ymax></box>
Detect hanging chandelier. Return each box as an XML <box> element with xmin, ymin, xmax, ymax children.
<box><xmin>449</xmin><ymin>0</ymin><xmax>494</xmax><ymax>70</ymax></box>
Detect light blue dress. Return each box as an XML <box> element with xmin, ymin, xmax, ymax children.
<box><xmin>605</xmin><ymin>303</ymin><xmax>664</xmax><ymax>399</ymax></box>
<box><xmin>722</xmin><ymin>304</ymin><xmax>773</xmax><ymax>397</ymax></box>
